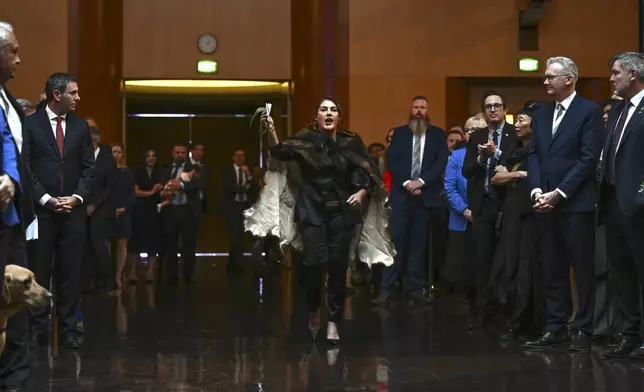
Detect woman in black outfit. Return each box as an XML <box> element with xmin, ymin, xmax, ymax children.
<box><xmin>128</xmin><ymin>149</ymin><xmax>164</xmax><ymax>283</ymax></box>
<box><xmin>489</xmin><ymin>101</ymin><xmax>545</xmax><ymax>341</ymax></box>
<box><xmin>260</xmin><ymin>97</ymin><xmax>387</xmax><ymax>343</ymax></box>
<box><xmin>110</xmin><ymin>143</ymin><xmax>136</xmax><ymax>288</ymax></box>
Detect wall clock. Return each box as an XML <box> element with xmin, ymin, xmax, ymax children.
<box><xmin>198</xmin><ymin>34</ymin><xmax>217</xmax><ymax>54</ymax></box>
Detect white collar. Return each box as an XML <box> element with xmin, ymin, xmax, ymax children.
<box><xmin>556</xmin><ymin>91</ymin><xmax>577</xmax><ymax>111</ymax></box>
<box><xmin>46</xmin><ymin>105</ymin><xmax>67</xmax><ymax>121</ymax></box>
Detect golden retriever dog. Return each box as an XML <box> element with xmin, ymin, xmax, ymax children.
<box><xmin>0</xmin><ymin>264</ymin><xmax>51</xmax><ymax>355</ymax></box>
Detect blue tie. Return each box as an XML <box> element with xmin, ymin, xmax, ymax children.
<box><xmin>0</xmin><ymin>104</ymin><xmax>20</xmax><ymax>227</ymax></box>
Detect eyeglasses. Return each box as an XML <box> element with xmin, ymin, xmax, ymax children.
<box><xmin>464</xmin><ymin>127</ymin><xmax>486</xmax><ymax>134</ymax></box>
<box><xmin>542</xmin><ymin>74</ymin><xmax>571</xmax><ymax>82</ymax></box>
<box><xmin>484</xmin><ymin>104</ymin><xmax>504</xmax><ymax>111</ymax></box>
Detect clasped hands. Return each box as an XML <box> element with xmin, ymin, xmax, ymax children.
<box><xmin>48</xmin><ymin>195</ymin><xmax>80</xmax><ymax>214</ymax></box>
<box><xmin>404</xmin><ymin>179</ymin><xmax>424</xmax><ymax>197</ymax></box>
<box><xmin>533</xmin><ymin>191</ymin><xmax>562</xmax><ymax>212</ymax></box>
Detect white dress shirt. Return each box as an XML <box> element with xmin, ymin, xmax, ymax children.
<box><xmin>0</xmin><ymin>89</ymin><xmax>22</xmax><ymax>153</ymax></box>
<box><xmin>234</xmin><ymin>164</ymin><xmax>252</xmax><ymax>202</ymax></box>
<box><xmin>39</xmin><ymin>105</ymin><xmax>83</xmax><ymax>206</ymax></box>
<box><xmin>402</xmin><ymin>130</ymin><xmax>426</xmax><ymax>187</ymax></box>
<box><xmin>531</xmin><ymin>91</ymin><xmax>577</xmax><ymax>200</ymax></box>
<box><xmin>94</xmin><ymin>146</ymin><xmax>100</xmax><ymax>160</ymax></box>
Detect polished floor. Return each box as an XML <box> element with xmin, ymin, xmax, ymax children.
<box><xmin>22</xmin><ymin>258</ymin><xmax>644</xmax><ymax>391</ymax></box>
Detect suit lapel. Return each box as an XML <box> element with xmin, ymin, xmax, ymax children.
<box><xmin>62</xmin><ymin>115</ymin><xmax>78</xmax><ymax>158</ymax></box>
<box><xmin>550</xmin><ymin>96</ymin><xmax>579</xmax><ymax>147</ymax></box>
<box><xmin>617</xmin><ymin>100</ymin><xmax>644</xmax><ymax>151</ymax></box>
<box><xmin>37</xmin><ymin>110</ymin><xmax>61</xmax><ymax>158</ymax></box>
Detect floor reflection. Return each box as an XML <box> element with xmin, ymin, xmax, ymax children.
<box><xmin>22</xmin><ymin>258</ymin><xmax>644</xmax><ymax>391</ymax></box>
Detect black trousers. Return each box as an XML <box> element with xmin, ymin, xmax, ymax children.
<box><xmin>84</xmin><ymin>215</ymin><xmax>114</xmax><ymax>288</ymax></box>
<box><xmin>537</xmin><ymin>210</ymin><xmax>595</xmax><ymax>335</ymax></box>
<box><xmin>299</xmin><ymin>208</ymin><xmax>354</xmax><ymax>323</ymax></box>
<box><xmin>225</xmin><ymin>201</ymin><xmax>247</xmax><ymax>268</ymax></box>
<box><xmin>28</xmin><ymin>214</ymin><xmax>85</xmax><ymax>336</ymax></box>
<box><xmin>604</xmin><ymin>187</ymin><xmax>644</xmax><ymax>338</ymax></box>
<box><xmin>163</xmin><ymin>205</ymin><xmax>199</xmax><ymax>280</ymax></box>
<box><xmin>0</xmin><ymin>226</ymin><xmax>30</xmax><ymax>389</ymax></box>
<box><xmin>471</xmin><ymin>196</ymin><xmax>500</xmax><ymax>313</ymax></box>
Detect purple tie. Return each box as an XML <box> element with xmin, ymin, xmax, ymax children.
<box><xmin>605</xmin><ymin>101</ymin><xmax>632</xmax><ymax>185</ymax></box>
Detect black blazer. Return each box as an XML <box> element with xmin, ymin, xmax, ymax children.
<box><xmin>24</xmin><ymin>108</ymin><xmax>95</xmax><ymax>218</ymax></box>
<box><xmin>219</xmin><ymin>164</ymin><xmax>258</xmax><ymax>214</ymax></box>
<box><xmin>527</xmin><ymin>94</ymin><xmax>604</xmax><ymax>213</ymax></box>
<box><xmin>159</xmin><ymin>160</ymin><xmax>204</xmax><ymax>218</ymax></box>
<box><xmin>2</xmin><ymin>86</ymin><xmax>35</xmax><ymax>232</ymax></box>
<box><xmin>462</xmin><ymin>122</ymin><xmax>517</xmax><ymax>215</ymax></box>
<box><xmin>269</xmin><ymin>131</ymin><xmax>373</xmax><ymax>226</ymax></box>
<box><xmin>88</xmin><ymin>144</ymin><xmax>117</xmax><ymax>218</ymax></box>
<box><xmin>598</xmin><ymin>98</ymin><xmax>644</xmax><ymax>216</ymax></box>
<box><xmin>192</xmin><ymin>161</ymin><xmax>211</xmax><ymax>214</ymax></box>
<box><xmin>387</xmin><ymin>124</ymin><xmax>448</xmax><ymax>210</ymax></box>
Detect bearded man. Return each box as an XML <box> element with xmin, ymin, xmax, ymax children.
<box><xmin>372</xmin><ymin>96</ymin><xmax>448</xmax><ymax>306</ymax></box>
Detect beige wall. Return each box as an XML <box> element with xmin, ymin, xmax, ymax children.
<box><xmin>122</xmin><ymin>0</ymin><xmax>291</xmax><ymax>80</ymax></box>
<box><xmin>349</xmin><ymin>0</ymin><xmax>638</xmax><ymax>145</ymax></box>
<box><xmin>0</xmin><ymin>0</ymin><xmax>69</xmax><ymax>103</ymax></box>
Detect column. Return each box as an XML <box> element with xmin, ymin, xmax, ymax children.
<box><xmin>68</xmin><ymin>0</ymin><xmax>123</xmax><ymax>144</ymax></box>
<box><xmin>291</xmin><ymin>0</ymin><xmax>350</xmax><ymax>133</ymax></box>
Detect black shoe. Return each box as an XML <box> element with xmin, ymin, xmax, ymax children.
<box><xmin>523</xmin><ymin>330</ymin><xmax>570</xmax><ymax>349</ymax></box>
<box><xmin>6</xmin><ymin>387</ymin><xmax>22</xmax><ymax>392</ymax></box>
<box><xmin>371</xmin><ymin>293</ymin><xmax>392</xmax><ymax>306</ymax></box>
<box><xmin>628</xmin><ymin>343</ymin><xmax>644</xmax><ymax>360</ymax></box>
<box><xmin>62</xmin><ymin>332</ymin><xmax>82</xmax><ymax>350</ymax></box>
<box><xmin>408</xmin><ymin>292</ymin><xmax>432</xmax><ymax>306</ymax></box>
<box><xmin>568</xmin><ymin>330</ymin><xmax>591</xmax><ymax>352</ymax></box>
<box><xmin>604</xmin><ymin>336</ymin><xmax>640</xmax><ymax>359</ymax></box>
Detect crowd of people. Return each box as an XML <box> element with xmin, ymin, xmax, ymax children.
<box><xmin>247</xmin><ymin>53</ymin><xmax>644</xmax><ymax>364</ymax></box>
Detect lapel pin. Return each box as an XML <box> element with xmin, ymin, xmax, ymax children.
<box><xmin>639</xmin><ymin>182</ymin><xmax>644</xmax><ymax>195</ymax></box>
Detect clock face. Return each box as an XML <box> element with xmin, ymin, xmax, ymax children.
<box><xmin>198</xmin><ymin>34</ymin><xmax>217</xmax><ymax>54</ymax></box>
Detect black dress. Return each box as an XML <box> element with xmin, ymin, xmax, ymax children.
<box><xmin>111</xmin><ymin>167</ymin><xmax>135</xmax><ymax>240</ymax></box>
<box><xmin>129</xmin><ymin>166</ymin><xmax>164</xmax><ymax>255</ymax></box>
<box><xmin>489</xmin><ymin>141</ymin><xmax>545</xmax><ymax>332</ymax></box>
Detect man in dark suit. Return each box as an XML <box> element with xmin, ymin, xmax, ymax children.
<box><xmin>372</xmin><ymin>96</ymin><xmax>448</xmax><ymax>306</ymax></box>
<box><xmin>599</xmin><ymin>52</ymin><xmax>644</xmax><ymax>359</ymax></box>
<box><xmin>524</xmin><ymin>56</ymin><xmax>604</xmax><ymax>351</ymax></box>
<box><xmin>84</xmin><ymin>124</ymin><xmax>116</xmax><ymax>292</ymax></box>
<box><xmin>462</xmin><ymin>91</ymin><xmax>517</xmax><ymax>326</ymax></box>
<box><xmin>160</xmin><ymin>143</ymin><xmax>203</xmax><ymax>283</ymax></box>
<box><xmin>24</xmin><ymin>72</ymin><xmax>94</xmax><ymax>349</ymax></box>
<box><xmin>0</xmin><ymin>21</ymin><xmax>39</xmax><ymax>392</ymax></box>
<box><xmin>219</xmin><ymin>149</ymin><xmax>257</xmax><ymax>271</ymax></box>
<box><xmin>189</xmin><ymin>142</ymin><xmax>210</xmax><ymax>215</ymax></box>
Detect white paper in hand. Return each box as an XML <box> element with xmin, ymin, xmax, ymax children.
<box><xmin>265</xmin><ymin>102</ymin><xmax>272</xmax><ymax>117</ymax></box>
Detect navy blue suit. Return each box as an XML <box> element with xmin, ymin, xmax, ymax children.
<box><xmin>598</xmin><ymin>96</ymin><xmax>644</xmax><ymax>340</ymax></box>
<box><xmin>527</xmin><ymin>93</ymin><xmax>604</xmax><ymax>335</ymax></box>
<box><xmin>381</xmin><ymin>124</ymin><xmax>448</xmax><ymax>294</ymax></box>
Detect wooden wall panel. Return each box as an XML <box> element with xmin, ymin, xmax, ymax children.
<box><xmin>349</xmin><ymin>0</ymin><xmax>639</xmax><ymax>145</ymax></box>
<box><xmin>68</xmin><ymin>0</ymin><xmax>123</xmax><ymax>145</ymax></box>
<box><xmin>122</xmin><ymin>0</ymin><xmax>291</xmax><ymax>80</ymax></box>
<box><xmin>0</xmin><ymin>0</ymin><xmax>69</xmax><ymax>103</ymax></box>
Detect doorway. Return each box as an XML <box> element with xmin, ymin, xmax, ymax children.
<box><xmin>122</xmin><ymin>80</ymin><xmax>291</xmax><ymax>253</ymax></box>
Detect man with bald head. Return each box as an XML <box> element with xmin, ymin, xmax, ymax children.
<box><xmin>0</xmin><ymin>20</ymin><xmax>37</xmax><ymax>391</ymax></box>
<box><xmin>220</xmin><ymin>149</ymin><xmax>258</xmax><ymax>271</ymax></box>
